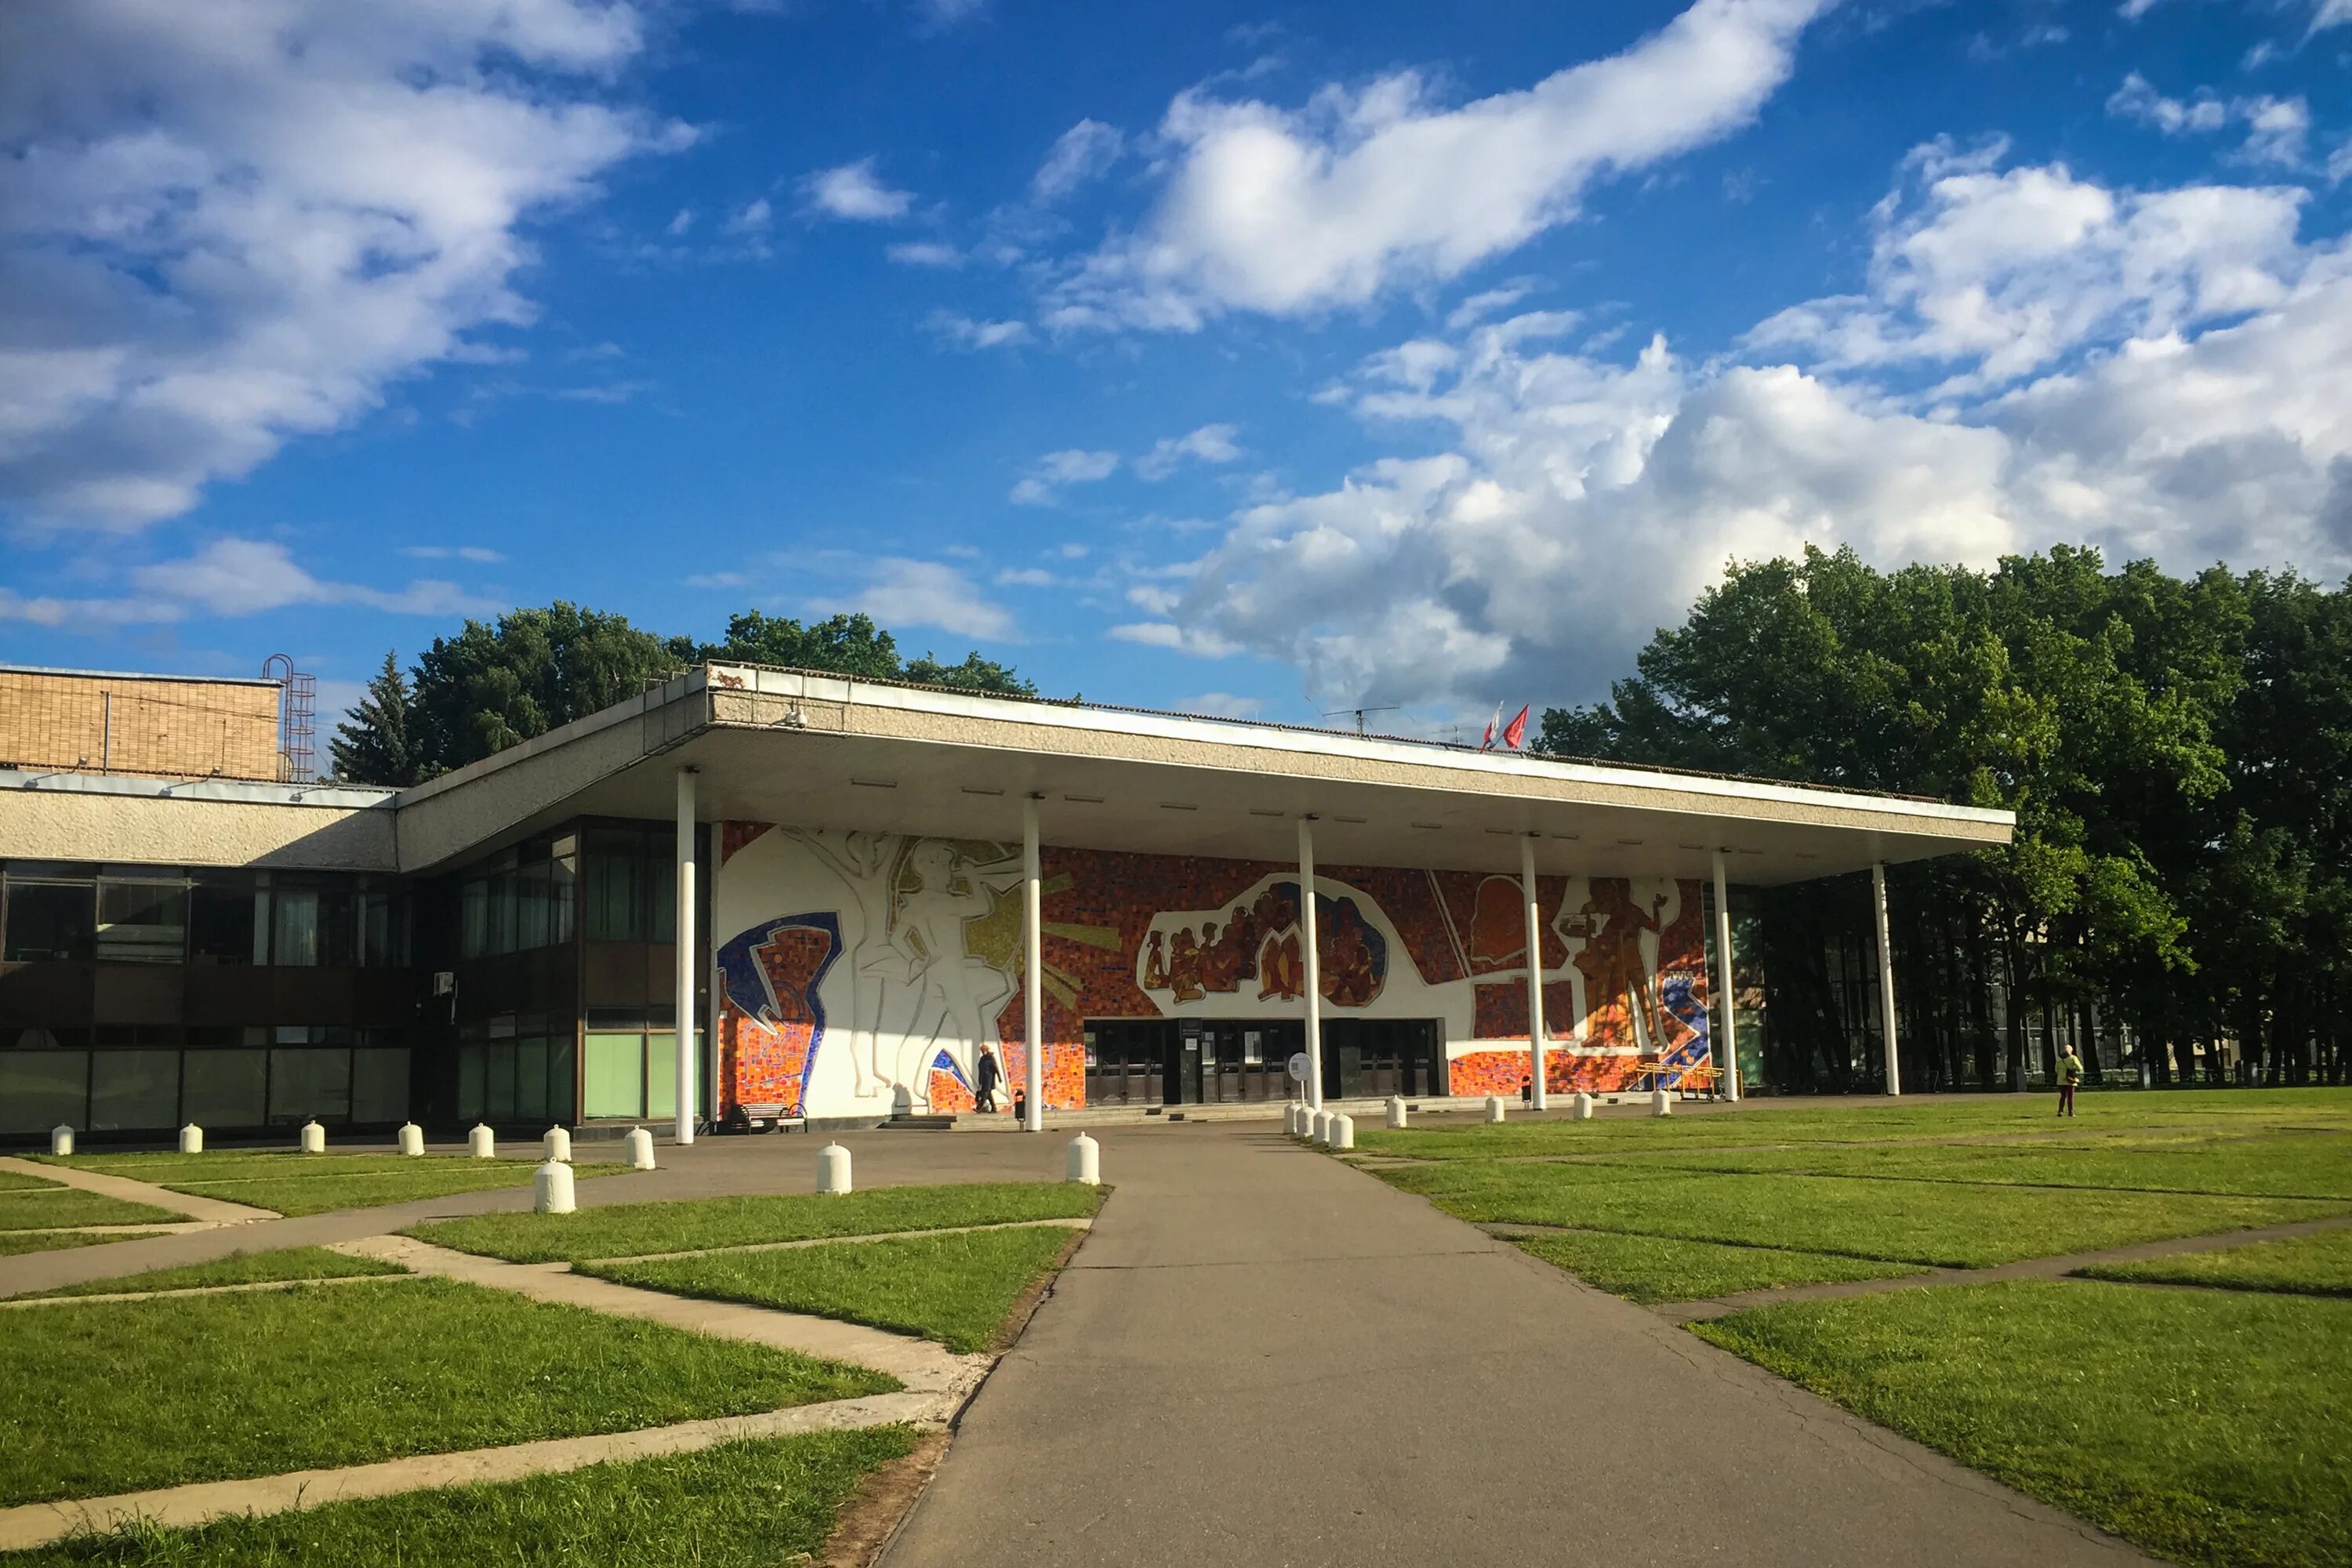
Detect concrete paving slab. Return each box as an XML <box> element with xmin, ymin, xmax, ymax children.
<box><xmin>883</xmin><ymin>1122</ymin><xmax>2151</xmax><ymax>1568</ymax></box>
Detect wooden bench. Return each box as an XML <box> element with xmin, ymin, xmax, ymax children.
<box><xmin>728</xmin><ymin>1102</ymin><xmax>808</xmax><ymax>1134</ymax></box>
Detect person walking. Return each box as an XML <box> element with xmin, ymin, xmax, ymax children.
<box><xmin>2057</xmin><ymin>1043</ymin><xmax>2085</xmax><ymax>1117</ymax></box>
<box><xmin>975</xmin><ymin>1045</ymin><xmax>1002</xmax><ymax>1113</ymax></box>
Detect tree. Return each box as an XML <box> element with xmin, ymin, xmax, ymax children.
<box><xmin>702</xmin><ymin>612</ymin><xmax>902</xmax><ymax>679</ymax></box>
<box><xmin>328</xmin><ymin>652</ymin><xmax>423</xmax><ymax>786</ymax></box>
<box><xmin>903</xmin><ymin>649</ymin><xmax>1035</xmax><ymax>695</ymax></box>
<box><xmin>408</xmin><ymin>604</ymin><xmax>693</xmax><ymax>777</ymax></box>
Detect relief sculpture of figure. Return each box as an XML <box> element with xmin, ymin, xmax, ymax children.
<box><xmin>1573</xmin><ymin>880</ymin><xmax>1668</xmax><ymax>1049</ymax></box>
<box><xmin>782</xmin><ymin>829</ymin><xmax>895</xmax><ymax>1097</ymax></box>
<box><xmin>1320</xmin><ymin>899</ymin><xmax>1377</xmax><ymax>1007</ymax></box>
<box><xmin>861</xmin><ymin>840</ymin><xmax>1023</xmax><ymax>1105</ymax></box>
<box><xmin>1258</xmin><ymin>929</ymin><xmax>1303</xmax><ymax>1002</ymax></box>
<box><xmin>1142</xmin><ymin>929</ymin><xmax>1168</xmax><ymax>991</ymax></box>
<box><xmin>1167</xmin><ymin>927</ymin><xmax>1205</xmax><ymax>1003</ymax></box>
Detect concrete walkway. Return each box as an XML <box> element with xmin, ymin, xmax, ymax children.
<box><xmin>885</xmin><ymin>1121</ymin><xmax>2151</xmax><ymax>1567</ymax></box>
<box><xmin>0</xmin><ymin>1155</ymin><xmax>275</xmax><ymax>1225</ymax></box>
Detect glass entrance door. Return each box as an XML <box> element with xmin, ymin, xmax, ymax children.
<box><xmin>1195</xmin><ymin>1019</ymin><xmax>1303</xmax><ymax>1102</ymax></box>
<box><xmin>1319</xmin><ymin>1019</ymin><xmax>1446</xmax><ymax>1100</ymax></box>
<box><xmin>1083</xmin><ymin>1020</ymin><xmax>1175</xmax><ymax>1106</ymax></box>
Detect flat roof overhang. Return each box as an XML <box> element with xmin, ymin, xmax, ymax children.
<box><xmin>390</xmin><ymin>666</ymin><xmax>2013</xmax><ymax>884</ymax></box>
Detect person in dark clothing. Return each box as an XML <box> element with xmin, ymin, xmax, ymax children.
<box><xmin>976</xmin><ymin>1046</ymin><xmax>1002</xmax><ymax>1113</ymax></box>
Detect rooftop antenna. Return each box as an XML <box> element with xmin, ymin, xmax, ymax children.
<box><xmin>262</xmin><ymin>653</ymin><xmax>315</xmax><ymax>782</ymax></box>
<box><xmin>1322</xmin><ymin>705</ymin><xmax>1399</xmax><ymax>735</ymax></box>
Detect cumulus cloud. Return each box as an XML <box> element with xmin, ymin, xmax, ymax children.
<box><xmin>402</xmin><ymin>545</ymin><xmax>506</xmax><ymax>563</ymax></box>
<box><xmin>1033</xmin><ymin>119</ymin><xmax>1125</xmax><ymax>201</ymax></box>
<box><xmin>800</xmin><ymin>158</ymin><xmax>914</xmax><ymax>221</ymax></box>
<box><xmin>1135</xmin><ymin>423</ymin><xmax>1243</xmax><ymax>480</ymax></box>
<box><xmin>887</xmin><ymin>241</ymin><xmax>964</xmax><ymax>267</ymax></box>
<box><xmin>0</xmin><ymin>0</ymin><xmax>688</xmax><ymax>532</ymax></box>
<box><xmin>1139</xmin><ymin>151</ymin><xmax>2352</xmax><ymax>709</ymax></box>
<box><xmin>815</xmin><ymin>557</ymin><xmax>1013</xmax><ymax>639</ymax></box>
<box><xmin>929</xmin><ymin>311</ymin><xmax>1033</xmax><ymax>350</ymax></box>
<box><xmin>9</xmin><ymin>538</ymin><xmax>499</xmax><ymax>631</ymax></box>
<box><xmin>1047</xmin><ymin>0</ymin><xmax>1828</xmax><ymax>330</ymax></box>
<box><xmin>2107</xmin><ymin>73</ymin><xmax>2310</xmax><ymax>167</ymax></box>
<box><xmin>1010</xmin><ymin>448</ymin><xmax>1119</xmax><ymax>504</ymax></box>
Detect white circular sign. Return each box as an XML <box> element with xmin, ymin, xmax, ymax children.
<box><xmin>1286</xmin><ymin>1051</ymin><xmax>1311</xmax><ymax>1083</ymax></box>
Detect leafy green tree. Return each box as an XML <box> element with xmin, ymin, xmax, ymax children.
<box><xmin>702</xmin><ymin>612</ymin><xmax>902</xmax><ymax>679</ymax></box>
<box><xmin>408</xmin><ymin>604</ymin><xmax>694</xmax><ymax>776</ymax></box>
<box><xmin>327</xmin><ymin>652</ymin><xmax>423</xmax><ymax>786</ymax></box>
<box><xmin>903</xmin><ymin>649</ymin><xmax>1035</xmax><ymax>695</ymax></box>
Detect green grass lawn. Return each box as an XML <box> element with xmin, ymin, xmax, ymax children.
<box><xmin>0</xmin><ymin>1184</ymin><xmax>177</xmax><ymax>1231</ymax></box>
<box><xmin>13</xmin><ymin>1427</ymin><xmax>918</xmax><ymax>1568</ymax></box>
<box><xmin>1511</xmin><ymin>1229</ymin><xmax>1927</xmax><ymax>1305</ymax></box>
<box><xmin>1570</xmin><ymin>1129</ymin><xmax>2352</xmax><ymax>1200</ymax></box>
<box><xmin>583</xmin><ymin>1224</ymin><xmax>1082</xmax><ymax>1353</ymax></box>
<box><xmin>410</xmin><ymin>1181</ymin><xmax>1104</xmax><ymax>1265</ymax></box>
<box><xmin>0</xmin><ymin>1170</ymin><xmax>60</xmax><ymax>1192</ymax></box>
<box><xmin>2078</xmin><ymin>1226</ymin><xmax>2352</xmax><ymax>1298</ymax></box>
<box><xmin>1696</xmin><ymin>1279</ymin><xmax>2352</xmax><ymax>1568</ymax></box>
<box><xmin>39</xmin><ymin>1151</ymin><xmax>630</xmax><ymax>1217</ymax></box>
<box><xmin>0</xmin><ymin>1276</ymin><xmax>895</xmax><ymax>1507</ymax></box>
<box><xmin>8</xmin><ymin>1245</ymin><xmax>407</xmax><ymax>1301</ymax></box>
<box><xmin>1377</xmin><ymin>1159</ymin><xmax>2337</xmax><ymax>1268</ymax></box>
<box><xmin>1355</xmin><ymin>1086</ymin><xmax>2352</xmax><ymax>1161</ymax></box>
<box><xmin>0</xmin><ymin>1231</ymin><xmax>169</xmax><ymax>1258</ymax></box>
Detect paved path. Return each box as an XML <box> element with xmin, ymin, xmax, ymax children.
<box><xmin>0</xmin><ymin>1155</ymin><xmax>275</xmax><ymax>1225</ymax></box>
<box><xmin>885</xmin><ymin>1122</ymin><xmax>2151</xmax><ymax>1567</ymax></box>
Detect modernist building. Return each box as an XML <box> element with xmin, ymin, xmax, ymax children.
<box><xmin>0</xmin><ymin>665</ymin><xmax>2012</xmax><ymax>1143</ymax></box>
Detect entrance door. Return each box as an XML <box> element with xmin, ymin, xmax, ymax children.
<box><xmin>1318</xmin><ymin>1018</ymin><xmax>1444</xmax><ymax>1101</ymax></box>
<box><xmin>1083</xmin><ymin>1020</ymin><xmax>1176</xmax><ymax>1107</ymax></box>
<box><xmin>1196</xmin><ymin>1019</ymin><xmax>1303</xmax><ymax>1102</ymax></box>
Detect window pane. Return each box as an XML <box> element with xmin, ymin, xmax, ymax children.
<box><xmin>318</xmin><ymin>886</ymin><xmax>358</xmax><ymax>967</ymax></box>
<box><xmin>353</xmin><ymin>1047</ymin><xmax>409</xmax><ymax>1122</ymax></box>
<box><xmin>268</xmin><ymin>1047</ymin><xmax>351</xmax><ymax>1121</ymax></box>
<box><xmin>548</xmin><ymin>855</ymin><xmax>576</xmax><ymax>946</ymax></box>
<box><xmin>548</xmin><ymin>1035</ymin><xmax>576</xmax><ymax>1123</ymax></box>
<box><xmin>189</xmin><ymin>879</ymin><xmax>259</xmax><ymax>964</ymax></box>
<box><xmin>274</xmin><ymin>889</ymin><xmax>321</xmax><ymax>967</ymax></box>
<box><xmin>585</xmin><ymin>832</ymin><xmax>637</xmax><ymax>941</ymax></box>
<box><xmin>648</xmin><ymin>835</ymin><xmax>676</xmax><ymax>943</ymax></box>
<box><xmin>90</xmin><ymin>1050</ymin><xmax>180</xmax><ymax>1131</ymax></box>
<box><xmin>183</xmin><ymin>1049</ymin><xmax>268</xmax><ymax>1126</ymax></box>
<box><xmin>485</xmin><ymin>1042</ymin><xmax>517</xmax><ymax>1120</ymax></box>
<box><xmin>461</xmin><ymin>879</ymin><xmax>488</xmax><ymax>960</ymax></box>
<box><xmin>5</xmin><ymin>881</ymin><xmax>94</xmax><ymax>962</ymax></box>
<box><xmin>457</xmin><ymin>1044</ymin><xmax>486</xmax><ymax>1123</ymax></box>
<box><xmin>518</xmin><ymin>862</ymin><xmax>550</xmax><ymax>950</ymax></box>
<box><xmin>582</xmin><ymin>1033</ymin><xmax>643</xmax><ymax>1119</ymax></box>
<box><xmin>647</xmin><ymin>1033</ymin><xmax>677</xmax><ymax>1120</ymax></box>
<box><xmin>0</xmin><ymin>1051</ymin><xmax>87</xmax><ymax>1133</ymax></box>
<box><xmin>516</xmin><ymin>1038</ymin><xmax>549</xmax><ymax>1122</ymax></box>
<box><xmin>96</xmin><ymin>881</ymin><xmax>187</xmax><ymax>964</ymax></box>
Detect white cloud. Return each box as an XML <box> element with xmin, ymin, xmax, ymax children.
<box><xmin>1137</xmin><ymin>151</ymin><xmax>2352</xmax><ymax>708</ymax></box>
<box><xmin>722</xmin><ymin>197</ymin><xmax>775</xmax><ymax>235</ymax></box>
<box><xmin>2107</xmin><ymin>73</ymin><xmax>2310</xmax><ymax>167</ymax></box>
<box><xmin>402</xmin><ymin>545</ymin><xmax>506</xmax><ymax>563</ymax></box>
<box><xmin>887</xmin><ymin>241</ymin><xmax>965</xmax><ymax>267</ymax></box>
<box><xmin>666</xmin><ymin>207</ymin><xmax>695</xmax><ymax>236</ymax></box>
<box><xmin>1010</xmin><ymin>448</ymin><xmax>1119</xmax><ymax>504</ymax></box>
<box><xmin>816</xmin><ymin>557</ymin><xmax>1013</xmax><ymax>639</ymax></box>
<box><xmin>930</xmin><ymin>311</ymin><xmax>1033</xmax><ymax>350</ymax></box>
<box><xmin>1033</xmin><ymin>120</ymin><xmax>1125</xmax><ymax>201</ymax></box>
<box><xmin>1135</xmin><ymin>423</ymin><xmax>1243</xmax><ymax>480</ymax></box>
<box><xmin>1745</xmin><ymin>144</ymin><xmax>2305</xmax><ymax>397</ymax></box>
<box><xmin>800</xmin><ymin>158</ymin><xmax>914</xmax><ymax>222</ymax></box>
<box><xmin>133</xmin><ymin>539</ymin><xmax>499</xmax><ymax>618</ymax></box>
<box><xmin>995</xmin><ymin>566</ymin><xmax>1058</xmax><ymax>586</ymax></box>
<box><xmin>0</xmin><ymin>0</ymin><xmax>688</xmax><ymax>531</ymax></box>
<box><xmin>1177</xmin><ymin>691</ymin><xmax>1263</xmax><ymax>718</ymax></box>
<box><xmin>685</xmin><ymin>570</ymin><xmax>749</xmax><ymax>590</ymax></box>
<box><xmin>1047</xmin><ymin>0</ymin><xmax>1828</xmax><ymax>329</ymax></box>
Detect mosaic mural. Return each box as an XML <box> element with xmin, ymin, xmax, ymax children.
<box><xmin>712</xmin><ymin>822</ymin><xmax>1712</xmax><ymax>1120</ymax></box>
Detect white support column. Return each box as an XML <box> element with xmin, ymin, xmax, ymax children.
<box><xmin>674</xmin><ymin>766</ymin><xmax>698</xmax><ymax>1145</ymax></box>
<box><xmin>1871</xmin><ymin>859</ymin><xmax>1902</xmax><ymax>1097</ymax></box>
<box><xmin>1711</xmin><ymin>850</ymin><xmax>1740</xmax><ymax>1102</ymax></box>
<box><xmin>1519</xmin><ymin>837</ymin><xmax>1549</xmax><ymax>1112</ymax></box>
<box><xmin>1022</xmin><ymin>795</ymin><xmax>1044</xmax><ymax>1133</ymax></box>
<box><xmin>1298</xmin><ymin>817</ymin><xmax>1323</xmax><ymax>1111</ymax></box>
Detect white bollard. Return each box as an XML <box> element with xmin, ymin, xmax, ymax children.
<box><xmin>179</xmin><ymin>1123</ymin><xmax>203</xmax><ymax>1155</ymax></box>
<box><xmin>397</xmin><ymin>1122</ymin><xmax>425</xmax><ymax>1156</ymax></box>
<box><xmin>1651</xmin><ymin>1088</ymin><xmax>1674</xmax><ymax>1117</ymax></box>
<box><xmin>543</xmin><ymin>1126</ymin><xmax>571</xmax><ymax>1163</ymax></box>
<box><xmin>299</xmin><ymin>1120</ymin><xmax>325</xmax><ymax>1154</ymax></box>
<box><xmin>624</xmin><ymin>1126</ymin><xmax>657</xmax><ymax>1171</ymax></box>
<box><xmin>1066</xmin><ymin>1132</ymin><xmax>1101</xmax><ymax>1185</ymax></box>
<box><xmin>1485</xmin><ymin>1096</ymin><xmax>1508</xmax><ymax>1124</ymax></box>
<box><xmin>817</xmin><ymin>1142</ymin><xmax>853</xmax><ymax>1195</ymax></box>
<box><xmin>1573</xmin><ymin>1091</ymin><xmax>1595</xmax><ymax>1120</ymax></box>
<box><xmin>1287</xmin><ymin>1104</ymin><xmax>1305</xmax><ymax>1136</ymax></box>
<box><xmin>1330</xmin><ymin>1113</ymin><xmax>1355</xmax><ymax>1150</ymax></box>
<box><xmin>1386</xmin><ymin>1095</ymin><xmax>1407</xmax><ymax>1130</ymax></box>
<box><xmin>1312</xmin><ymin>1109</ymin><xmax>1334</xmax><ymax>1145</ymax></box>
<box><xmin>49</xmin><ymin>1125</ymin><xmax>73</xmax><ymax>1156</ymax></box>
<box><xmin>469</xmin><ymin>1123</ymin><xmax>496</xmax><ymax>1159</ymax></box>
<box><xmin>533</xmin><ymin>1159</ymin><xmax>576</xmax><ymax>1214</ymax></box>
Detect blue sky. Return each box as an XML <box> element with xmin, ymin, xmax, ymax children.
<box><xmin>5</xmin><ymin>1</ymin><xmax>2352</xmax><ymax>739</ymax></box>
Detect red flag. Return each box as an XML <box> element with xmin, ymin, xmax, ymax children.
<box><xmin>1479</xmin><ymin>702</ymin><xmax>1501</xmax><ymax>750</ymax></box>
<box><xmin>1502</xmin><ymin>703</ymin><xmax>1530</xmax><ymax>750</ymax></box>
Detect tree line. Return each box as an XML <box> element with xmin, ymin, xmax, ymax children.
<box><xmin>1540</xmin><ymin>544</ymin><xmax>2351</xmax><ymax>1091</ymax></box>
<box><xmin>329</xmin><ymin>605</ymin><xmax>1029</xmax><ymax>786</ymax></box>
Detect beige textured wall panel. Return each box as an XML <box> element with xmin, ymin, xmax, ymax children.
<box><xmin>0</xmin><ymin>791</ymin><xmax>394</xmax><ymax>870</ymax></box>
<box><xmin>0</xmin><ymin>672</ymin><xmax>281</xmax><ymax>782</ymax></box>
